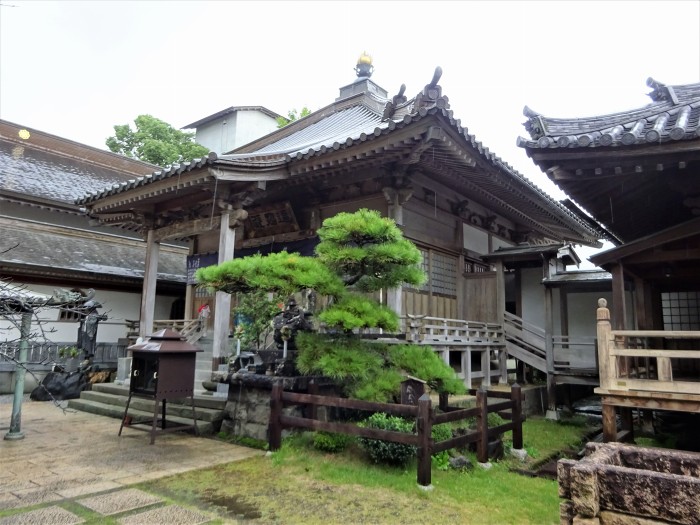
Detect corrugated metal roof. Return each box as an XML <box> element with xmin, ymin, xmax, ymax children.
<box><xmin>518</xmin><ymin>77</ymin><xmax>700</xmax><ymax>150</ymax></box>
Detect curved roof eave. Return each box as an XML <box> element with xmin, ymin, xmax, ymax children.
<box><xmin>518</xmin><ymin>77</ymin><xmax>700</xmax><ymax>150</ymax></box>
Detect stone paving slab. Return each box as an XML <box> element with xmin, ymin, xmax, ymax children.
<box><xmin>56</xmin><ymin>481</ymin><xmax>123</xmax><ymax>499</ymax></box>
<box><xmin>1</xmin><ymin>400</ymin><xmax>262</xmax><ymax>522</ymax></box>
<box><xmin>0</xmin><ymin>488</ymin><xmax>62</xmax><ymax>510</ymax></box>
<box><xmin>0</xmin><ymin>505</ymin><xmax>84</xmax><ymax>525</ymax></box>
<box><xmin>117</xmin><ymin>504</ymin><xmax>211</xmax><ymax>525</ymax></box>
<box><xmin>76</xmin><ymin>488</ymin><xmax>162</xmax><ymax>516</ymax></box>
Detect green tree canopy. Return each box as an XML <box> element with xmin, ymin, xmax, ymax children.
<box><xmin>105</xmin><ymin>114</ymin><xmax>209</xmax><ymax>167</ymax></box>
<box><xmin>276</xmin><ymin>107</ymin><xmax>311</xmax><ymax>128</ymax></box>
<box><xmin>194</xmin><ymin>209</ymin><xmax>464</xmax><ymax>401</ymax></box>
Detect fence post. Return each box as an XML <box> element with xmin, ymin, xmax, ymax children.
<box><xmin>511</xmin><ymin>383</ymin><xmax>523</xmax><ymax>450</ymax></box>
<box><xmin>438</xmin><ymin>391</ymin><xmax>449</xmax><ymax>412</ymax></box>
<box><xmin>308</xmin><ymin>379</ymin><xmax>318</xmax><ymax>421</ymax></box>
<box><xmin>416</xmin><ymin>393</ymin><xmax>433</xmax><ymax>488</ymax></box>
<box><xmin>476</xmin><ymin>388</ymin><xmax>489</xmax><ymax>463</ymax></box>
<box><xmin>268</xmin><ymin>380</ymin><xmax>283</xmax><ymax>451</ymax></box>
<box><xmin>596</xmin><ymin>298</ymin><xmax>615</xmax><ymax>390</ymax></box>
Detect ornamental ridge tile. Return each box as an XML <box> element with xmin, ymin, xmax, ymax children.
<box><xmin>519</xmin><ymin>77</ymin><xmax>700</xmax><ymax>149</ymax></box>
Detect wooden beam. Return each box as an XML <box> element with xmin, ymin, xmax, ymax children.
<box><xmin>153</xmin><ymin>209</ymin><xmax>248</xmax><ymax>242</ymax></box>
<box><xmin>209</xmin><ymin>167</ymin><xmax>288</xmax><ymax>181</ymax></box>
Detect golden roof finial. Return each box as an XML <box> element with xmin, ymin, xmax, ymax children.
<box><xmin>355</xmin><ymin>51</ymin><xmax>373</xmax><ymax>78</ymax></box>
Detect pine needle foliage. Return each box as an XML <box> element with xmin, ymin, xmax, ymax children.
<box><xmin>318</xmin><ymin>293</ymin><xmax>398</xmax><ymax>332</ymax></box>
<box><xmin>195</xmin><ymin>251</ymin><xmax>344</xmax><ymax>297</ymax></box>
<box><xmin>315</xmin><ymin>209</ymin><xmax>425</xmax><ymax>292</ymax></box>
<box><xmin>296</xmin><ymin>333</ymin><xmax>465</xmax><ymax>401</ymax></box>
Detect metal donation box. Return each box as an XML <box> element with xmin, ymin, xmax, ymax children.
<box><xmin>118</xmin><ymin>328</ymin><xmax>202</xmax><ymax>444</ymax></box>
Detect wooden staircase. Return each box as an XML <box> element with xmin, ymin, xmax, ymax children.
<box><xmin>503</xmin><ymin>312</ymin><xmax>547</xmax><ymax>373</ymax></box>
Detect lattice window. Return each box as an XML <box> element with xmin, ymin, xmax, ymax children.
<box><xmin>465</xmin><ymin>257</ymin><xmax>491</xmax><ymax>274</ymax></box>
<box><xmin>58</xmin><ymin>305</ymin><xmax>81</xmax><ymax>322</ymax></box>
<box><xmin>661</xmin><ymin>291</ymin><xmax>700</xmax><ymax>330</ymax></box>
<box><xmin>414</xmin><ymin>248</ymin><xmax>457</xmax><ymax>297</ymax></box>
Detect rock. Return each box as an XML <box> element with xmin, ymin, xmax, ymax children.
<box><xmin>488</xmin><ymin>439</ymin><xmax>504</xmax><ymax>460</ymax></box>
<box><xmin>448</xmin><ymin>455</ymin><xmax>473</xmax><ymax>470</ymax></box>
<box><xmin>30</xmin><ymin>371</ymin><xmax>88</xmax><ymax>401</ymax></box>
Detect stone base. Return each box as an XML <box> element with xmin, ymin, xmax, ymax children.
<box><xmin>559</xmin><ymin>442</ymin><xmax>700</xmax><ymax>524</ymax></box>
<box><xmin>221</xmin><ymin>373</ymin><xmax>337</xmax><ymax>442</ymax></box>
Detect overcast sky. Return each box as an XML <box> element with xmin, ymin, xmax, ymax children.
<box><xmin>1</xmin><ymin>0</ymin><xmax>699</xmax><ymax>263</ymax></box>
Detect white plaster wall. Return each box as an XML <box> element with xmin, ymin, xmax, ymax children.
<box><xmin>234</xmin><ymin>110</ymin><xmax>279</xmax><ymax>149</ymax></box>
<box><xmin>193</xmin><ymin>110</ymin><xmax>279</xmax><ymax>154</ymax></box>
<box><xmin>2</xmin><ymin>283</ymin><xmax>178</xmax><ymax>344</ymax></box>
<box><xmin>463</xmin><ymin>224</ymin><xmax>489</xmax><ymax>254</ymax></box>
<box><xmin>194</xmin><ymin>117</ymin><xmax>236</xmax><ymax>155</ymax></box>
<box><xmin>520</xmin><ymin>267</ymin><xmax>545</xmax><ymax>328</ymax></box>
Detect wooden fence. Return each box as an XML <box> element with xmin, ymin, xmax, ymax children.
<box><xmin>268</xmin><ymin>382</ymin><xmax>524</xmax><ymax>487</ymax></box>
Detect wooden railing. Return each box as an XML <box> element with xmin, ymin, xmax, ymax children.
<box><xmin>153</xmin><ymin>318</ymin><xmax>204</xmax><ymax>343</ymax></box>
<box><xmin>402</xmin><ymin>315</ymin><xmax>507</xmax><ymax>388</ymax></box>
<box><xmin>596</xmin><ymin>298</ymin><xmax>700</xmax><ymax>396</ymax></box>
<box><xmin>126</xmin><ymin>319</ymin><xmax>204</xmax><ymax>344</ymax></box>
<box><xmin>268</xmin><ymin>381</ymin><xmax>524</xmax><ymax>487</ymax></box>
<box><xmin>503</xmin><ymin>312</ymin><xmax>546</xmax><ymax>372</ymax></box>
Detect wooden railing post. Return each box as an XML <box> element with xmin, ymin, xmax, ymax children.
<box><xmin>438</xmin><ymin>392</ymin><xmax>449</xmax><ymax>412</ymax></box>
<box><xmin>308</xmin><ymin>379</ymin><xmax>318</xmax><ymax>421</ymax></box>
<box><xmin>268</xmin><ymin>381</ymin><xmax>283</xmax><ymax>451</ymax></box>
<box><xmin>476</xmin><ymin>388</ymin><xmax>489</xmax><ymax>463</ymax></box>
<box><xmin>511</xmin><ymin>383</ymin><xmax>523</xmax><ymax>450</ymax></box>
<box><xmin>417</xmin><ymin>393</ymin><xmax>433</xmax><ymax>488</ymax></box>
<box><xmin>596</xmin><ymin>298</ymin><xmax>616</xmax><ymax>390</ymax></box>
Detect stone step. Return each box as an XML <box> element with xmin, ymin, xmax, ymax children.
<box><xmin>67</xmin><ymin>397</ymin><xmax>217</xmax><ymax>435</ymax></box>
<box><xmin>78</xmin><ymin>390</ymin><xmax>224</xmax><ymax>423</ymax></box>
<box><xmin>91</xmin><ymin>383</ymin><xmax>226</xmax><ymax>410</ymax></box>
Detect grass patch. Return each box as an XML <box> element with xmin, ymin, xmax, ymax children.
<box><xmin>142</xmin><ymin>416</ymin><xmax>594</xmax><ymax>524</ymax></box>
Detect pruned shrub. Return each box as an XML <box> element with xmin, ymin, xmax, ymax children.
<box><xmin>358</xmin><ymin>412</ymin><xmax>416</xmax><ymax>466</ymax></box>
<box><xmin>431</xmin><ymin>423</ymin><xmax>453</xmax><ymax>471</ymax></box>
<box><xmin>313</xmin><ymin>431</ymin><xmax>352</xmax><ymax>453</ymax></box>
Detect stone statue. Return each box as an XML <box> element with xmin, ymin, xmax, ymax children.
<box><xmin>272</xmin><ymin>297</ymin><xmax>313</xmax><ymax>351</ymax></box>
<box><xmin>77</xmin><ymin>300</ymin><xmax>107</xmax><ymax>360</ymax></box>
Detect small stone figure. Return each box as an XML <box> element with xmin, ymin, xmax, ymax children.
<box><xmin>272</xmin><ymin>297</ymin><xmax>313</xmax><ymax>351</ymax></box>
<box><xmin>77</xmin><ymin>300</ymin><xmax>107</xmax><ymax>361</ymax></box>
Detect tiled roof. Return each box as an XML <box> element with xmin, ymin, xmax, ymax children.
<box><xmin>76</xmin><ymin>153</ymin><xmax>217</xmax><ymax>205</ymax></box>
<box><xmin>0</xmin><ymin>120</ymin><xmax>155</xmax><ymax>205</ymax></box>
<box><xmin>1</xmin><ymin>217</ymin><xmax>186</xmax><ymax>283</ymax></box>
<box><xmin>518</xmin><ymin>78</ymin><xmax>700</xmax><ymax>149</ymax></box>
<box><xmin>75</xmin><ymin>69</ymin><xmax>601</xmax><ymax>244</ymax></box>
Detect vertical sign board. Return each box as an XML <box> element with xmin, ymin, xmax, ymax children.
<box><xmin>186</xmin><ymin>253</ymin><xmax>219</xmax><ymax>286</ymax></box>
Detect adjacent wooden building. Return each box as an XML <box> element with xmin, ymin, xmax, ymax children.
<box><xmin>518</xmin><ymin>77</ymin><xmax>700</xmax><ymax>439</ymax></box>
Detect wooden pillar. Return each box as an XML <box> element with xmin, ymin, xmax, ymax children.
<box><xmin>184</xmin><ymin>238</ymin><xmax>195</xmax><ymax>319</ymax></box>
<box><xmin>598</xmin><ymin>299</ymin><xmax>619</xmax><ymax>441</ymax></box>
<box><xmin>494</xmin><ymin>260</ymin><xmax>508</xmax><ymax>384</ymax></box>
<box><xmin>139</xmin><ymin>229</ymin><xmax>160</xmax><ymax>338</ymax></box>
<box><xmin>610</xmin><ymin>262</ymin><xmax>627</xmax><ymax>330</ymax></box>
<box><xmin>383</xmin><ymin>186</ymin><xmax>413</xmax><ymax>319</ymax></box>
<box><xmin>602</xmin><ymin>403</ymin><xmax>618</xmax><ymax>442</ymax></box>
<box><xmin>544</xmin><ymin>283</ymin><xmax>557</xmax><ymax>419</ymax></box>
<box><xmin>212</xmin><ymin>212</ymin><xmax>236</xmax><ymax>368</ymax></box>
